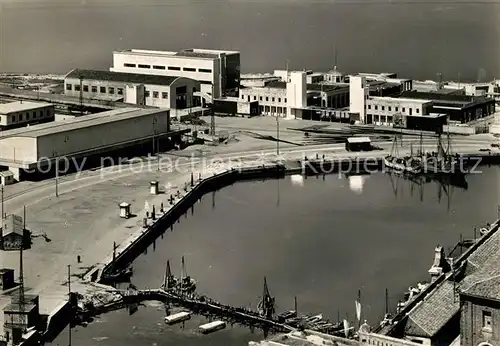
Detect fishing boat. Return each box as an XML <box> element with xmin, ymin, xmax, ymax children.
<box><xmin>418</xmin><ymin>133</ymin><xmax>464</xmax><ymax>175</ymax></box>
<box><xmin>384</xmin><ymin>136</ymin><xmax>422</xmax><ymax>175</ymax></box>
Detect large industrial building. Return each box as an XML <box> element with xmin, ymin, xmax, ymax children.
<box><xmin>64</xmin><ymin>69</ymin><xmax>201</xmax><ymax>117</ymax></box>
<box><xmin>109</xmin><ymin>48</ymin><xmax>240</xmax><ymax>99</ymax></box>
<box><xmin>0</xmin><ymin>107</ymin><xmax>183</xmax><ymax>181</ymax></box>
<box><xmin>0</xmin><ymin>101</ymin><xmax>54</xmax><ymax>130</ymax></box>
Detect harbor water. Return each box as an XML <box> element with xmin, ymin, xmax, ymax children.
<box><xmin>48</xmin><ymin>167</ymin><xmax>500</xmax><ymax>346</ymax></box>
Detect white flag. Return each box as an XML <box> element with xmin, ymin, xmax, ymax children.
<box><xmin>343</xmin><ymin>319</ymin><xmax>350</xmax><ymax>337</ymax></box>
<box><xmin>355</xmin><ymin>300</ymin><xmax>362</xmax><ymax>321</ymax></box>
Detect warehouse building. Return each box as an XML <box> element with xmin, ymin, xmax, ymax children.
<box><xmin>399</xmin><ymin>91</ymin><xmax>496</xmax><ymax>123</ymax></box>
<box><xmin>109</xmin><ymin>48</ymin><xmax>240</xmax><ymax>99</ymax></box>
<box><xmin>0</xmin><ymin>107</ymin><xmax>184</xmax><ymax>181</ymax></box>
<box><xmin>64</xmin><ymin>69</ymin><xmax>200</xmax><ymax>115</ymax></box>
<box><xmin>0</xmin><ymin>101</ymin><xmax>54</xmax><ymax>130</ymax></box>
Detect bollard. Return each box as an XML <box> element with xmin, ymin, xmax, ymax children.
<box><xmin>143</xmin><ymin>218</ymin><xmax>148</xmax><ymax>228</ymax></box>
<box><xmin>160</xmin><ymin>202</ymin><xmax>164</xmax><ymax>213</ymax></box>
<box><xmin>170</xmin><ymin>194</ymin><xmax>173</xmax><ymax>205</ymax></box>
<box><xmin>146</xmin><ymin>211</ymin><xmax>149</xmax><ymax>218</ymax></box>
<box><xmin>191</xmin><ymin>172</ymin><xmax>194</xmax><ymax>187</ymax></box>
<box><xmin>77</xmin><ymin>255</ymin><xmax>81</xmax><ymax>263</ymax></box>
<box><xmin>316</xmin><ymin>153</ymin><xmax>319</xmax><ymax>159</ymax></box>
<box><xmin>199</xmin><ymin>173</ymin><xmax>202</xmax><ymax>181</ymax></box>
<box><xmin>152</xmin><ymin>206</ymin><xmax>156</xmax><ymax>220</ymax></box>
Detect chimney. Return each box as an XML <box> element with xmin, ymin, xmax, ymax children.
<box><xmin>428</xmin><ymin>245</ymin><xmax>451</xmax><ymax>282</ymax></box>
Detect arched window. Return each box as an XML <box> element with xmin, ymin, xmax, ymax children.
<box><xmin>477</xmin><ymin>342</ymin><xmax>493</xmax><ymax>346</ymax></box>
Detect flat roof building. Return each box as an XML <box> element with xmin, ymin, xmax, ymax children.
<box><xmin>0</xmin><ymin>107</ymin><xmax>177</xmax><ymax>181</ymax></box>
<box><xmin>0</xmin><ymin>101</ymin><xmax>55</xmax><ymax>130</ymax></box>
<box><xmin>64</xmin><ymin>69</ymin><xmax>201</xmax><ymax>118</ymax></box>
<box><xmin>110</xmin><ymin>48</ymin><xmax>240</xmax><ymax>99</ymax></box>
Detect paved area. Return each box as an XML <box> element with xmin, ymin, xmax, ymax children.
<box><xmin>0</xmin><ymin>124</ymin><xmax>496</xmax><ymax>337</ymax></box>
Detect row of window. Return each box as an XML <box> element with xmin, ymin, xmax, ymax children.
<box><xmin>241</xmin><ymin>94</ymin><xmax>287</xmax><ymax>104</ymax></box>
<box><xmin>7</xmin><ymin>109</ymin><xmax>50</xmax><ymax>123</ymax></box>
<box><xmin>66</xmin><ymin>83</ymin><xmax>169</xmax><ymax>99</ymax></box>
<box><xmin>123</xmin><ymin>63</ymin><xmax>212</xmax><ymax>74</ymax></box>
<box><xmin>367</xmin><ymin>104</ymin><xmax>420</xmax><ymax>115</ymax></box>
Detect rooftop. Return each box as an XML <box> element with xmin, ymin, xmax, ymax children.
<box><xmin>400</xmin><ymin>91</ymin><xmax>494</xmax><ymax>106</ymax></box>
<box><xmin>263</xmin><ymin>81</ymin><xmax>348</xmax><ymax>93</ymax></box>
<box><xmin>0</xmin><ymin>107</ymin><xmax>167</xmax><ymax>139</ymax></box>
<box><xmin>65</xmin><ymin>69</ymin><xmax>179</xmax><ymax>86</ymax></box>
<box><xmin>2</xmin><ymin>214</ymin><xmax>24</xmax><ymax>236</ymax></box>
<box><xmin>369</xmin><ymin>96</ymin><xmax>433</xmax><ymax>104</ymax></box>
<box><xmin>0</xmin><ymin>101</ymin><xmax>53</xmax><ymax>115</ymax></box>
<box><xmin>404</xmin><ymin>281</ymin><xmax>460</xmax><ymax>338</ymax></box>
<box><xmin>115</xmin><ymin>48</ymin><xmax>239</xmax><ymax>58</ymax></box>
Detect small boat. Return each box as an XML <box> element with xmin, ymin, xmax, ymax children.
<box><xmin>199</xmin><ymin>320</ymin><xmax>226</xmax><ymax>334</ymax></box>
<box><xmin>165</xmin><ymin>312</ymin><xmax>191</xmax><ymax>325</ymax></box>
<box><xmin>306</xmin><ymin>314</ymin><xmax>323</xmax><ymax>324</ymax></box>
<box><xmin>384</xmin><ymin>138</ymin><xmax>422</xmax><ymax>175</ymax></box>
<box><xmin>277</xmin><ymin>310</ymin><xmax>297</xmax><ymax>323</ymax></box>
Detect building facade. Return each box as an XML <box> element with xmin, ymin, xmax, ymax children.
<box><xmin>109</xmin><ymin>48</ymin><xmax>240</xmax><ymax>98</ymax></box>
<box><xmin>0</xmin><ymin>102</ymin><xmax>54</xmax><ymax>130</ymax></box>
<box><xmin>64</xmin><ymin>69</ymin><xmax>201</xmax><ymax>113</ymax></box>
<box><xmin>239</xmin><ymin>71</ymin><xmax>348</xmax><ymax>118</ymax></box>
<box><xmin>366</xmin><ymin>97</ymin><xmax>433</xmax><ymax>126</ymax></box>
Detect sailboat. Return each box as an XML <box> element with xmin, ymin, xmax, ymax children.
<box><xmin>384</xmin><ymin>136</ymin><xmax>422</xmax><ymax>174</ymax></box>
<box><xmin>420</xmin><ymin>133</ymin><xmax>463</xmax><ymax>175</ymax></box>
<box><xmin>176</xmin><ymin>256</ymin><xmax>196</xmax><ymax>294</ymax></box>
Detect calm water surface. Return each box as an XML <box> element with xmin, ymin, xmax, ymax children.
<box><xmin>48</xmin><ymin>167</ymin><xmax>500</xmax><ymax>346</ymax></box>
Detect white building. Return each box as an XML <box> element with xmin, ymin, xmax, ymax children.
<box><xmin>349</xmin><ymin>76</ymin><xmax>369</xmax><ymax>123</ymax></box>
<box><xmin>64</xmin><ymin>69</ymin><xmax>200</xmax><ymax>118</ymax></box>
<box><xmin>109</xmin><ymin>48</ymin><xmax>240</xmax><ymax>99</ymax></box>
<box><xmin>0</xmin><ymin>107</ymin><xmax>172</xmax><ymax>181</ymax></box>
<box><xmin>239</xmin><ymin>71</ymin><xmax>308</xmax><ymax>119</ymax></box>
<box><xmin>366</xmin><ymin>97</ymin><xmax>433</xmax><ymax>126</ymax></box>
<box><xmin>0</xmin><ymin>101</ymin><xmax>55</xmax><ymax>129</ymax></box>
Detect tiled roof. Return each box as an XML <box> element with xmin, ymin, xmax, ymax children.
<box><xmin>405</xmin><ymin>281</ymin><xmax>460</xmax><ymax>337</ymax></box>
<box><xmin>460</xmin><ymin>245</ymin><xmax>500</xmax><ymax>300</ymax></box>
<box><xmin>65</xmin><ymin>69</ymin><xmax>178</xmax><ymax>86</ymax></box>
<box><xmin>467</xmin><ymin>227</ymin><xmax>500</xmax><ymax>270</ymax></box>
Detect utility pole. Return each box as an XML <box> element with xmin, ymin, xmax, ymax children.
<box><xmin>79</xmin><ymin>77</ymin><xmax>83</xmax><ymax>116</ymax></box>
<box><xmin>1</xmin><ymin>184</ymin><xmax>3</xmax><ymax>220</ymax></box>
<box><xmin>210</xmin><ymin>83</ymin><xmax>215</xmax><ymax>142</ymax></box>
<box><xmin>55</xmin><ymin>158</ymin><xmax>59</xmax><ymax>198</ymax></box>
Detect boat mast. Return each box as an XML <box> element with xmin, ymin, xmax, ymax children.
<box><xmin>419</xmin><ymin>131</ymin><xmax>423</xmax><ymax>156</ymax></box>
<box><xmin>385</xmin><ymin>288</ymin><xmax>389</xmax><ymax>315</ymax></box>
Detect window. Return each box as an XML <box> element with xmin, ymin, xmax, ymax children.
<box><xmin>278</xmin><ymin>98</ymin><xmax>281</xmax><ymax>103</ymax></box>
<box><xmin>91</xmin><ymin>86</ymin><xmax>97</xmax><ymax>93</ymax></box>
<box><xmin>483</xmin><ymin>311</ymin><xmax>492</xmax><ymax>330</ymax></box>
<box><xmin>108</xmin><ymin>87</ymin><xmax>115</xmax><ymax>94</ymax></box>
<box><xmin>74</xmin><ymin>84</ymin><xmax>81</xmax><ymax>91</ymax></box>
<box><xmin>26</xmin><ymin>113</ymin><xmax>30</xmax><ymax>120</ymax></box>
<box><xmin>285</xmin><ymin>98</ymin><xmax>287</xmax><ymax>103</ymax></box>
<box><xmin>254</xmin><ymin>96</ymin><xmax>257</xmax><ymax>101</ymax></box>
<box><xmin>153</xmin><ymin>91</ymin><xmax>159</xmax><ymax>98</ymax></box>
<box><xmin>19</xmin><ymin>114</ymin><xmax>23</xmax><ymax>121</ymax></box>
<box><xmin>11</xmin><ymin>115</ymin><xmax>15</xmax><ymax>122</ymax></box>
<box><xmin>83</xmin><ymin>85</ymin><xmax>89</xmax><ymax>92</ymax></box>
<box><xmin>368</xmin><ymin>105</ymin><xmax>371</xmax><ymax>109</ymax></box>
<box><xmin>200</xmin><ymin>80</ymin><xmax>212</xmax><ymax>85</ymax></box>
<box><xmin>259</xmin><ymin>96</ymin><xmax>262</xmax><ymax>101</ymax></box>
<box><xmin>168</xmin><ymin>66</ymin><xmax>181</xmax><ymax>71</ymax></box>
<box><xmin>100</xmin><ymin>86</ymin><xmax>106</xmax><ymax>93</ymax></box>
<box><xmin>388</xmin><ymin>106</ymin><xmax>392</xmax><ymax>111</ymax></box>
<box><xmin>162</xmin><ymin>92</ymin><xmax>168</xmax><ymax>99</ymax></box>
<box><xmin>117</xmin><ymin>88</ymin><xmax>123</xmax><ymax>95</ymax></box>
<box><xmin>199</xmin><ymin>68</ymin><xmax>212</xmax><ymax>73</ymax></box>
<box><xmin>395</xmin><ymin>107</ymin><xmax>399</xmax><ymax>112</ymax></box>
<box><xmin>145</xmin><ymin>90</ymin><xmax>150</xmax><ymax>97</ymax></box>
<box><xmin>381</xmin><ymin>106</ymin><xmax>385</xmax><ymax>111</ymax></box>
<box><xmin>183</xmin><ymin>67</ymin><xmax>196</xmax><ymax>72</ymax></box>
<box><xmin>138</xmin><ymin>64</ymin><xmax>150</xmax><ymax>69</ymax></box>
<box><xmin>153</xmin><ymin>65</ymin><xmax>165</xmax><ymax>70</ymax></box>
<box><xmin>374</xmin><ymin>105</ymin><xmax>378</xmax><ymax>110</ymax></box>
<box><xmin>409</xmin><ymin>108</ymin><xmax>413</xmax><ymax>115</ymax></box>
<box><xmin>38</xmin><ymin>110</ymin><xmax>42</xmax><ymax>118</ymax></box>
<box><xmin>402</xmin><ymin>107</ymin><xmax>406</xmax><ymax>112</ymax></box>
<box><xmin>416</xmin><ymin>109</ymin><xmax>420</xmax><ymax>114</ymax></box>
<box><xmin>241</xmin><ymin>95</ymin><xmax>245</xmax><ymax>100</ymax></box>
<box><xmin>266</xmin><ymin>97</ymin><xmax>269</xmax><ymax>102</ymax></box>
<box><xmin>66</xmin><ymin>84</ymin><xmax>72</xmax><ymax>91</ymax></box>
<box><xmin>124</xmin><ymin>63</ymin><xmax>136</xmax><ymax>68</ymax></box>
<box><xmin>272</xmin><ymin>97</ymin><xmax>275</xmax><ymax>102</ymax></box>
